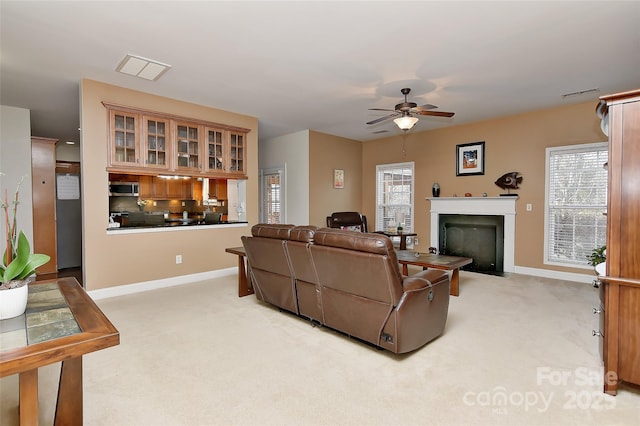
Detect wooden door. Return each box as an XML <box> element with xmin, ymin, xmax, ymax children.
<box><xmin>31</xmin><ymin>137</ymin><xmax>58</xmax><ymax>275</ymax></box>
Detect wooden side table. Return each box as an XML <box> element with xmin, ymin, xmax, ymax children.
<box><xmin>0</xmin><ymin>277</ymin><xmax>119</xmax><ymax>425</ymax></box>
<box><xmin>225</xmin><ymin>246</ymin><xmax>254</xmax><ymax>297</ymax></box>
<box><xmin>380</xmin><ymin>232</ymin><xmax>417</xmax><ymax>250</ymax></box>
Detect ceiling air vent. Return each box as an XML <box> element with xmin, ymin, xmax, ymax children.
<box><xmin>116</xmin><ymin>54</ymin><xmax>171</xmax><ymax>81</ymax></box>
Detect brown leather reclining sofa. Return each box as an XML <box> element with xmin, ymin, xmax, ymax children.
<box><xmin>241</xmin><ymin>224</ymin><xmax>450</xmax><ymax>354</ymax></box>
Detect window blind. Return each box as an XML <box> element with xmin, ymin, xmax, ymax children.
<box><xmin>260</xmin><ymin>169</ymin><xmax>282</xmax><ymax>224</ymax></box>
<box><xmin>545</xmin><ymin>143</ymin><xmax>608</xmax><ymax>266</ymax></box>
<box><xmin>375</xmin><ymin>162</ymin><xmax>414</xmax><ymax>232</ymax></box>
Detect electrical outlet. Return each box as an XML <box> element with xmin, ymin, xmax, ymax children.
<box><xmin>176</xmin><ymin>255</ymin><xmax>182</xmax><ymax>264</ymax></box>
<box><xmin>526</xmin><ymin>203</ymin><xmax>532</xmax><ymax>212</ymax></box>
<box><xmin>181</xmin><ymin>201</ymin><xmax>186</xmax><ymax>207</ymax></box>
<box><xmin>153</xmin><ymin>201</ymin><xmax>157</xmax><ymax>207</ymax></box>
<box><xmin>414</xmin><ymin>237</ymin><xmax>419</xmax><ymax>245</ymax></box>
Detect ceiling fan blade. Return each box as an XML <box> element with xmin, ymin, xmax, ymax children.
<box><xmin>368</xmin><ymin>108</ymin><xmax>397</xmax><ymax>112</ymax></box>
<box><xmin>366</xmin><ymin>113</ymin><xmax>399</xmax><ymax>125</ymax></box>
<box><xmin>415</xmin><ymin>110</ymin><xmax>455</xmax><ymax>118</ymax></box>
<box><xmin>412</xmin><ymin>104</ymin><xmax>438</xmax><ymax>112</ymax></box>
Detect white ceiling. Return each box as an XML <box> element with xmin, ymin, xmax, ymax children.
<box><xmin>2</xmin><ymin>1</ymin><xmax>640</xmax><ymax>145</ymax></box>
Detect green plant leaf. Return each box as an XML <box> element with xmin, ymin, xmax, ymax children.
<box><xmin>1</xmin><ymin>231</ymin><xmax>50</xmax><ymax>283</ymax></box>
<box><xmin>16</xmin><ymin>231</ymin><xmax>30</xmax><ymax>261</ymax></box>
<box><xmin>3</xmin><ymin>250</ymin><xmax>28</xmax><ymax>282</ymax></box>
<box><xmin>17</xmin><ymin>254</ymin><xmax>51</xmax><ymax>279</ymax></box>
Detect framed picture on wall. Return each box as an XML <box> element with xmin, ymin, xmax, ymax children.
<box><xmin>456</xmin><ymin>141</ymin><xmax>485</xmax><ymax>176</ymax></box>
<box><xmin>334</xmin><ymin>169</ymin><xmax>344</xmax><ymax>189</ymax></box>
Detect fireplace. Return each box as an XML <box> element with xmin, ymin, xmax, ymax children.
<box><xmin>439</xmin><ymin>214</ymin><xmax>504</xmax><ymax>274</ymax></box>
<box><xmin>427</xmin><ymin>197</ymin><xmax>517</xmax><ymax>273</ymax></box>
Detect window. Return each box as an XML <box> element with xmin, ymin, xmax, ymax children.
<box><xmin>376</xmin><ymin>162</ymin><xmax>414</xmax><ymax>233</ymax></box>
<box><xmin>544</xmin><ymin>142</ymin><xmax>608</xmax><ymax>268</ymax></box>
<box><xmin>260</xmin><ymin>167</ymin><xmax>285</xmax><ymax>224</ymax></box>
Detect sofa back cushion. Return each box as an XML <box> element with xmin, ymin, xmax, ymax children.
<box><xmin>286</xmin><ymin>226</ymin><xmax>322</xmax><ymax>321</ymax></box>
<box><xmin>287</xmin><ymin>226</ymin><xmax>319</xmax><ymax>284</ymax></box>
<box><xmin>242</xmin><ymin>224</ymin><xmax>297</xmax><ymax>313</ymax></box>
<box><xmin>310</xmin><ymin>228</ymin><xmax>403</xmax><ymax>344</ymax></box>
<box><xmin>251</xmin><ymin>223</ymin><xmax>294</xmax><ymax>239</ymax></box>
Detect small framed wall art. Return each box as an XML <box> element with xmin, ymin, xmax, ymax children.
<box><xmin>456</xmin><ymin>141</ymin><xmax>485</xmax><ymax>176</ymax></box>
<box><xmin>333</xmin><ymin>169</ymin><xmax>345</xmax><ymax>189</ymax></box>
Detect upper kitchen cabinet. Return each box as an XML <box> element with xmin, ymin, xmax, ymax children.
<box><xmin>108</xmin><ymin>109</ymin><xmax>140</xmax><ymax>168</ymax></box>
<box><xmin>175</xmin><ymin>122</ymin><xmax>202</xmax><ymax>173</ymax></box>
<box><xmin>228</xmin><ymin>131</ymin><xmax>246</xmax><ymax>176</ymax></box>
<box><xmin>204</xmin><ymin>127</ymin><xmax>248</xmax><ymax>177</ymax></box>
<box><xmin>205</xmin><ymin>127</ymin><xmax>225</xmax><ymax>174</ymax></box>
<box><xmin>104</xmin><ymin>103</ymin><xmax>249</xmax><ymax>178</ymax></box>
<box><xmin>144</xmin><ymin>116</ymin><xmax>171</xmax><ymax>171</ymax></box>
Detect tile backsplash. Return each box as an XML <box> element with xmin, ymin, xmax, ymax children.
<box><xmin>109</xmin><ymin>197</ymin><xmax>226</xmax><ymax>215</ymax></box>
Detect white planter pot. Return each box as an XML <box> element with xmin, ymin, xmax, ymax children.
<box><xmin>0</xmin><ymin>284</ymin><xmax>29</xmax><ymax>320</ymax></box>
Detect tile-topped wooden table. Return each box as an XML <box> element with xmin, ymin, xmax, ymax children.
<box><xmin>395</xmin><ymin>250</ymin><xmax>473</xmax><ymax>297</ymax></box>
<box><xmin>0</xmin><ymin>277</ymin><xmax>119</xmax><ymax>425</ymax></box>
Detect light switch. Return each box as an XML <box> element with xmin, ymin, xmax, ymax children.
<box><xmin>526</xmin><ymin>203</ymin><xmax>532</xmax><ymax>211</ymax></box>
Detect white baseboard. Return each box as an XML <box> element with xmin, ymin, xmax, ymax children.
<box><xmin>88</xmin><ymin>267</ymin><xmax>237</xmax><ymax>300</ymax></box>
<box><xmin>513</xmin><ymin>265</ymin><xmax>595</xmax><ymax>284</ymax></box>
<box><xmin>86</xmin><ymin>264</ymin><xmax>594</xmax><ymax>301</ymax></box>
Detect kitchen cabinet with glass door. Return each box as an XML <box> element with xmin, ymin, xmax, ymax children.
<box><xmin>108</xmin><ymin>109</ymin><xmax>140</xmax><ymax>169</ymax></box>
<box><xmin>175</xmin><ymin>122</ymin><xmax>202</xmax><ymax>173</ymax></box>
<box><xmin>204</xmin><ymin>127</ymin><xmax>248</xmax><ymax>177</ymax></box>
<box><xmin>143</xmin><ymin>116</ymin><xmax>171</xmax><ymax>171</ymax></box>
<box><xmin>204</xmin><ymin>127</ymin><xmax>225</xmax><ymax>175</ymax></box>
<box><xmin>228</xmin><ymin>131</ymin><xmax>246</xmax><ymax>176</ymax></box>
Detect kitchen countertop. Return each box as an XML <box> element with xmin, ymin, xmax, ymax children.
<box><xmin>107</xmin><ymin>220</ymin><xmax>248</xmax><ymax>232</ymax></box>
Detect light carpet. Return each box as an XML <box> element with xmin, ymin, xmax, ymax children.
<box><xmin>1</xmin><ymin>271</ymin><xmax>639</xmax><ymax>425</ymax></box>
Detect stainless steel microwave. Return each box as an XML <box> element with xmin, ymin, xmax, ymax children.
<box><xmin>109</xmin><ymin>182</ymin><xmax>139</xmax><ymax>196</ymax></box>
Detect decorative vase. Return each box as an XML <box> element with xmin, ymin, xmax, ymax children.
<box><xmin>0</xmin><ymin>281</ymin><xmax>30</xmax><ymax>320</ymax></box>
<box><xmin>432</xmin><ymin>182</ymin><xmax>440</xmax><ymax>197</ymax></box>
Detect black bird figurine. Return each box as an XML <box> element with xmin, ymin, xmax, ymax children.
<box><xmin>495</xmin><ymin>172</ymin><xmax>522</xmax><ymax>196</ymax></box>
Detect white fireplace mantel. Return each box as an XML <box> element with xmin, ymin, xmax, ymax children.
<box><xmin>426</xmin><ymin>197</ymin><xmax>518</xmax><ymax>273</ymax></box>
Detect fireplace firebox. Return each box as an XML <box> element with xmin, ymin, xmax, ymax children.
<box><xmin>428</xmin><ymin>197</ymin><xmax>517</xmax><ymax>273</ymax></box>
<box><xmin>439</xmin><ymin>214</ymin><xmax>504</xmax><ymax>274</ymax></box>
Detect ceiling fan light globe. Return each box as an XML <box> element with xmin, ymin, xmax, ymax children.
<box><xmin>394</xmin><ymin>115</ymin><xmax>418</xmax><ymax>130</ymax></box>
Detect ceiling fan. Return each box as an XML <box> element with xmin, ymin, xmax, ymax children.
<box><xmin>366</xmin><ymin>88</ymin><xmax>455</xmax><ymax>130</ymax></box>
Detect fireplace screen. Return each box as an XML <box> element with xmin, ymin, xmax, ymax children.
<box><xmin>439</xmin><ymin>214</ymin><xmax>505</xmax><ymax>274</ymax></box>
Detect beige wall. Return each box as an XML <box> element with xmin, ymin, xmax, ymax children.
<box><xmin>362</xmin><ymin>101</ymin><xmax>605</xmax><ymax>274</ymax></box>
<box><xmin>309</xmin><ymin>130</ymin><xmax>363</xmax><ymax>227</ymax></box>
<box><xmin>80</xmin><ymin>79</ymin><xmax>258</xmax><ymax>290</ymax></box>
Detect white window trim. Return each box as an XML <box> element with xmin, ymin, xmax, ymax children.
<box><xmin>543</xmin><ymin>142</ymin><xmax>608</xmax><ymax>269</ymax></box>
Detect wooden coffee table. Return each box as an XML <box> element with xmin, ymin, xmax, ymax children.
<box><xmin>395</xmin><ymin>250</ymin><xmax>473</xmax><ymax>297</ymax></box>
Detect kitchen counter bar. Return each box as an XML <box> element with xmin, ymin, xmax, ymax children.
<box><xmin>106</xmin><ymin>221</ymin><xmax>248</xmax><ymax>234</ymax></box>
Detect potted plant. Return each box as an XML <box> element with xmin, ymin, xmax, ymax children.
<box><xmin>0</xmin><ymin>175</ymin><xmax>51</xmax><ymax>319</ymax></box>
<box><xmin>586</xmin><ymin>245</ymin><xmax>606</xmax><ymax>288</ymax></box>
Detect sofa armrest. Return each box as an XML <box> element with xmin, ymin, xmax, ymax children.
<box><xmin>402</xmin><ymin>269</ymin><xmax>448</xmax><ymax>291</ymax></box>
